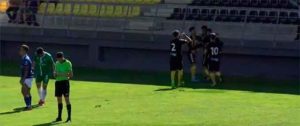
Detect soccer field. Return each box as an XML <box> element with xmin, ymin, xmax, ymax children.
<box><xmin>0</xmin><ymin>73</ymin><xmax>299</xmax><ymax>126</ymax></box>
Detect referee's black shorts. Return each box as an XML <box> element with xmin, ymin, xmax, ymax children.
<box><xmin>55</xmin><ymin>80</ymin><xmax>70</xmax><ymax>97</ymax></box>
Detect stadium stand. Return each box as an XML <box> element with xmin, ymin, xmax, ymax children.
<box><xmin>0</xmin><ymin>0</ymin><xmax>299</xmax><ymax>79</ymax></box>
<box><xmin>167</xmin><ymin>0</ymin><xmax>299</xmax><ymax>25</ymax></box>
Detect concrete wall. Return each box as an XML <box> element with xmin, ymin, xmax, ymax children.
<box><xmin>0</xmin><ymin>26</ymin><xmax>299</xmax><ymax>81</ymax></box>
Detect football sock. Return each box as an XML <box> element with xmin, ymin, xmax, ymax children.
<box><xmin>178</xmin><ymin>70</ymin><xmax>183</xmax><ymax>87</ymax></box>
<box><xmin>29</xmin><ymin>95</ymin><xmax>32</xmax><ymax>107</ymax></box>
<box><xmin>58</xmin><ymin>103</ymin><xmax>63</xmax><ymax>119</ymax></box>
<box><xmin>38</xmin><ymin>88</ymin><xmax>42</xmax><ymax>100</ymax></box>
<box><xmin>66</xmin><ymin>104</ymin><xmax>71</xmax><ymax>120</ymax></box>
<box><xmin>171</xmin><ymin>71</ymin><xmax>176</xmax><ymax>88</ymax></box>
<box><xmin>24</xmin><ymin>97</ymin><xmax>29</xmax><ymax>107</ymax></box>
<box><xmin>191</xmin><ymin>65</ymin><xmax>197</xmax><ymax>81</ymax></box>
<box><xmin>42</xmin><ymin>90</ymin><xmax>47</xmax><ymax>101</ymax></box>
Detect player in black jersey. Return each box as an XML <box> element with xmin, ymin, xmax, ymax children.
<box><xmin>201</xmin><ymin>26</ymin><xmax>212</xmax><ymax>80</ymax></box>
<box><xmin>206</xmin><ymin>33</ymin><xmax>223</xmax><ymax>86</ymax></box>
<box><xmin>188</xmin><ymin>27</ymin><xmax>202</xmax><ymax>82</ymax></box>
<box><xmin>170</xmin><ymin>30</ymin><xmax>193</xmax><ymax>89</ymax></box>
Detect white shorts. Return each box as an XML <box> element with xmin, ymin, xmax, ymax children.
<box><xmin>24</xmin><ymin>78</ymin><xmax>33</xmax><ymax>88</ymax></box>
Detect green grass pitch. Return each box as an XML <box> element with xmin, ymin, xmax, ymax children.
<box><xmin>0</xmin><ymin>75</ymin><xmax>299</xmax><ymax>126</ymax></box>
<box><xmin>0</xmin><ymin>62</ymin><xmax>299</xmax><ymax>126</ymax></box>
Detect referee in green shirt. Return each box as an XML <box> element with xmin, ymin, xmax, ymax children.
<box><xmin>54</xmin><ymin>52</ymin><xmax>73</xmax><ymax>123</ymax></box>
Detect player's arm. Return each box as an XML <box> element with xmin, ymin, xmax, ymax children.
<box><xmin>182</xmin><ymin>33</ymin><xmax>193</xmax><ymax>43</ymax></box>
<box><xmin>32</xmin><ymin>55</ymin><xmax>36</xmax><ymax>71</ymax></box>
<box><xmin>66</xmin><ymin>61</ymin><xmax>73</xmax><ymax>79</ymax></box>
<box><xmin>49</xmin><ymin>55</ymin><xmax>55</xmax><ymax>74</ymax></box>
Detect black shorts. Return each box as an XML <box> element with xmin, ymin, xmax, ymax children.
<box><xmin>188</xmin><ymin>53</ymin><xmax>196</xmax><ymax>64</ymax></box>
<box><xmin>55</xmin><ymin>80</ymin><xmax>70</xmax><ymax>97</ymax></box>
<box><xmin>208</xmin><ymin>59</ymin><xmax>220</xmax><ymax>72</ymax></box>
<box><xmin>170</xmin><ymin>56</ymin><xmax>183</xmax><ymax>71</ymax></box>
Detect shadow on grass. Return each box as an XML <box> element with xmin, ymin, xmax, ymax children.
<box><xmin>32</xmin><ymin>121</ymin><xmax>67</xmax><ymax>126</ymax></box>
<box><xmin>0</xmin><ymin>104</ymin><xmax>40</xmax><ymax>115</ymax></box>
<box><xmin>155</xmin><ymin>88</ymin><xmax>175</xmax><ymax>91</ymax></box>
<box><xmin>32</xmin><ymin>121</ymin><xmax>66</xmax><ymax>126</ymax></box>
<box><xmin>1</xmin><ymin>61</ymin><xmax>299</xmax><ymax>95</ymax></box>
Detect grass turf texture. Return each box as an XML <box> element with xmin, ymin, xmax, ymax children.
<box><xmin>0</xmin><ymin>61</ymin><xmax>299</xmax><ymax>125</ymax></box>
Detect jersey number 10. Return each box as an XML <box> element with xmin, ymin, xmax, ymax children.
<box><xmin>210</xmin><ymin>47</ymin><xmax>219</xmax><ymax>55</ymax></box>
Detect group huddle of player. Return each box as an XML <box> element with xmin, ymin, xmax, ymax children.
<box><xmin>18</xmin><ymin>45</ymin><xmax>73</xmax><ymax>123</ymax></box>
<box><xmin>170</xmin><ymin>25</ymin><xmax>223</xmax><ymax>89</ymax></box>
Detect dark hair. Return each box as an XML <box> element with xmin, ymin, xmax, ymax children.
<box><xmin>201</xmin><ymin>25</ymin><xmax>208</xmax><ymax>30</ymax></box>
<box><xmin>189</xmin><ymin>27</ymin><xmax>195</xmax><ymax>32</ymax></box>
<box><xmin>36</xmin><ymin>47</ymin><xmax>44</xmax><ymax>55</ymax></box>
<box><xmin>172</xmin><ymin>30</ymin><xmax>180</xmax><ymax>37</ymax></box>
<box><xmin>56</xmin><ymin>52</ymin><xmax>64</xmax><ymax>58</ymax></box>
<box><xmin>20</xmin><ymin>44</ymin><xmax>29</xmax><ymax>52</ymax></box>
<box><xmin>207</xmin><ymin>28</ymin><xmax>212</xmax><ymax>33</ymax></box>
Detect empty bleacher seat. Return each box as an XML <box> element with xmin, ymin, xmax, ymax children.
<box><xmin>186</xmin><ymin>8</ymin><xmax>199</xmax><ymax>20</ymax></box>
<box><xmin>229</xmin><ymin>9</ymin><xmax>239</xmax><ymax>22</ymax></box>
<box><xmin>240</xmin><ymin>0</ymin><xmax>250</xmax><ymax>7</ymax></box>
<box><xmin>231</xmin><ymin>0</ymin><xmax>240</xmax><ymax>7</ymax></box>
<box><xmin>266</xmin><ymin>11</ymin><xmax>278</xmax><ymax>24</ymax></box>
<box><xmin>222</xmin><ymin>0</ymin><xmax>231</xmax><ymax>6</ymax></box>
<box><xmin>260</xmin><ymin>0</ymin><xmax>270</xmax><ymax>8</ymax></box>
<box><xmin>270</xmin><ymin>0</ymin><xmax>279</xmax><ymax>8</ymax></box>
<box><xmin>37</xmin><ymin>3</ymin><xmax>141</xmax><ymax>18</ymax></box>
<box><xmin>212</xmin><ymin>0</ymin><xmax>222</xmax><ymax>6</ymax></box>
<box><xmin>288</xmin><ymin>12</ymin><xmax>299</xmax><ymax>25</ymax></box>
<box><xmin>247</xmin><ymin>11</ymin><xmax>259</xmax><ymax>23</ymax></box>
<box><xmin>238</xmin><ymin>10</ymin><xmax>247</xmax><ymax>22</ymax></box>
<box><xmin>168</xmin><ymin>8</ymin><xmax>184</xmax><ymax>20</ymax></box>
<box><xmin>258</xmin><ymin>11</ymin><xmax>268</xmax><ymax>23</ymax></box>
<box><xmin>279</xmin><ymin>0</ymin><xmax>289</xmax><ymax>8</ymax></box>
<box><xmin>251</xmin><ymin>0</ymin><xmax>259</xmax><ymax>7</ymax></box>
<box><xmin>216</xmin><ymin>9</ymin><xmax>228</xmax><ymax>21</ymax></box>
<box><xmin>0</xmin><ymin>1</ymin><xmax>8</xmax><ymax>13</ymax></box>
<box><xmin>279</xmin><ymin>11</ymin><xmax>289</xmax><ymax>24</ymax></box>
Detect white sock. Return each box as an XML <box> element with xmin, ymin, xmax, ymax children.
<box><xmin>42</xmin><ymin>90</ymin><xmax>47</xmax><ymax>101</ymax></box>
<box><xmin>38</xmin><ymin>88</ymin><xmax>43</xmax><ymax>100</ymax></box>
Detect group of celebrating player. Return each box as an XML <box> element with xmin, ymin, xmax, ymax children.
<box><xmin>170</xmin><ymin>25</ymin><xmax>223</xmax><ymax>89</ymax></box>
<box><xmin>18</xmin><ymin>45</ymin><xmax>73</xmax><ymax>123</ymax></box>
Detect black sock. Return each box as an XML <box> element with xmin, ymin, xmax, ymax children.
<box><xmin>66</xmin><ymin>104</ymin><xmax>71</xmax><ymax>120</ymax></box>
<box><xmin>58</xmin><ymin>103</ymin><xmax>63</xmax><ymax>119</ymax></box>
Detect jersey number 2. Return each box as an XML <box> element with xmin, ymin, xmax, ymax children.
<box><xmin>171</xmin><ymin>43</ymin><xmax>176</xmax><ymax>52</ymax></box>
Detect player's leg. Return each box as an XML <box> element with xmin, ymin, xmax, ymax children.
<box><xmin>216</xmin><ymin>72</ymin><xmax>223</xmax><ymax>83</ymax></box>
<box><xmin>22</xmin><ymin>79</ymin><xmax>32</xmax><ymax>110</ymax></box>
<box><xmin>64</xmin><ymin>96</ymin><xmax>71</xmax><ymax>122</ymax></box>
<box><xmin>55</xmin><ymin>81</ymin><xmax>63</xmax><ymax>122</ymax></box>
<box><xmin>41</xmin><ymin>74</ymin><xmax>50</xmax><ymax>104</ymax></box>
<box><xmin>170</xmin><ymin>58</ymin><xmax>177</xmax><ymax>89</ymax></box>
<box><xmin>56</xmin><ymin>97</ymin><xmax>63</xmax><ymax>122</ymax></box>
<box><xmin>178</xmin><ymin>69</ymin><xmax>184</xmax><ymax>87</ymax></box>
<box><xmin>170</xmin><ymin>71</ymin><xmax>176</xmax><ymax>89</ymax></box>
<box><xmin>63</xmin><ymin>80</ymin><xmax>71</xmax><ymax>122</ymax></box>
<box><xmin>190</xmin><ymin>63</ymin><xmax>197</xmax><ymax>82</ymax></box>
<box><xmin>208</xmin><ymin>60</ymin><xmax>218</xmax><ymax>87</ymax></box>
<box><xmin>36</xmin><ymin>76</ymin><xmax>43</xmax><ymax>105</ymax></box>
<box><xmin>209</xmin><ymin>72</ymin><xmax>217</xmax><ymax>87</ymax></box>
<box><xmin>202</xmin><ymin>56</ymin><xmax>210</xmax><ymax>80</ymax></box>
